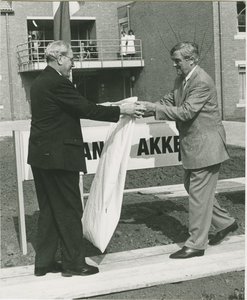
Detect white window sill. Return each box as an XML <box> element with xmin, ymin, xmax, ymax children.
<box><xmin>235</xmin><ymin>60</ymin><xmax>246</xmax><ymax>67</ymax></box>
<box><xmin>234</xmin><ymin>34</ymin><xmax>246</xmax><ymax>40</ymax></box>
<box><xmin>237</xmin><ymin>103</ymin><xmax>246</xmax><ymax>107</ymax></box>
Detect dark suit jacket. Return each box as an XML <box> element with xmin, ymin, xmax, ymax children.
<box><xmin>28</xmin><ymin>66</ymin><xmax>120</xmax><ymax>173</ymax></box>
<box><xmin>155</xmin><ymin>66</ymin><xmax>229</xmax><ymax>169</ymax></box>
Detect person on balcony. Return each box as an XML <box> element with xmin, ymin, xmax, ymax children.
<box><xmin>28</xmin><ymin>40</ymin><xmax>145</xmax><ymax>277</ymax></box>
<box><xmin>120</xmin><ymin>30</ymin><xmax>127</xmax><ymax>57</ymax></box>
<box><xmin>126</xmin><ymin>29</ymin><xmax>136</xmax><ymax>58</ymax></box>
<box><xmin>87</xmin><ymin>42</ymin><xmax>98</xmax><ymax>59</ymax></box>
<box><xmin>31</xmin><ymin>33</ymin><xmax>41</xmax><ymax>61</ymax></box>
<box><xmin>79</xmin><ymin>42</ymin><xmax>88</xmax><ymax>60</ymax></box>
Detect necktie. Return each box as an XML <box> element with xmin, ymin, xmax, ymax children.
<box><xmin>180</xmin><ymin>79</ymin><xmax>186</xmax><ymax>95</ymax></box>
<box><xmin>182</xmin><ymin>79</ymin><xmax>187</xmax><ymax>89</ymax></box>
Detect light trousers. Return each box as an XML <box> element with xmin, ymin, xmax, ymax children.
<box><xmin>184</xmin><ymin>163</ymin><xmax>235</xmax><ymax>250</ymax></box>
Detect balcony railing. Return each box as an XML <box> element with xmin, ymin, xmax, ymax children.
<box><xmin>17</xmin><ymin>39</ymin><xmax>144</xmax><ymax>72</ymax></box>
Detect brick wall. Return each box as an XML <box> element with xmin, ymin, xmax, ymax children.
<box><xmin>1</xmin><ymin>1</ymin><xmax>245</xmax><ymax>121</ymax></box>
<box><xmin>1</xmin><ymin>2</ymin><xmax>54</xmax><ymax>121</ymax></box>
<box><xmin>129</xmin><ymin>1</ymin><xmax>216</xmax><ymax>103</ymax></box>
<box><xmin>0</xmin><ymin>1</ymin><xmax>130</xmax><ymax>121</ymax></box>
<box><xmin>217</xmin><ymin>2</ymin><xmax>245</xmax><ymax>121</ymax></box>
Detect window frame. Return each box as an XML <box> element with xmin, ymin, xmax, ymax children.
<box><xmin>235</xmin><ymin>2</ymin><xmax>246</xmax><ymax>39</ymax></box>
<box><xmin>235</xmin><ymin>61</ymin><xmax>246</xmax><ymax>107</ymax></box>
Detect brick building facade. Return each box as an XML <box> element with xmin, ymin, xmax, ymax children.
<box><xmin>0</xmin><ymin>1</ymin><xmax>245</xmax><ymax>121</ymax></box>
<box><xmin>213</xmin><ymin>1</ymin><xmax>245</xmax><ymax>121</ymax></box>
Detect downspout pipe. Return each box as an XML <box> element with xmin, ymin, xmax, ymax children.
<box><xmin>6</xmin><ymin>12</ymin><xmax>15</xmax><ymax>120</ymax></box>
<box><xmin>218</xmin><ymin>2</ymin><xmax>225</xmax><ymax>120</ymax></box>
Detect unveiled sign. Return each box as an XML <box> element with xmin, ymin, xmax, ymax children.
<box><xmin>17</xmin><ymin>121</ymin><xmax>181</xmax><ymax>180</ymax></box>
<box><xmin>82</xmin><ymin>121</ymin><xmax>180</xmax><ymax>174</ymax></box>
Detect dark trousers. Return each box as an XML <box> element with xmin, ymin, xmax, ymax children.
<box><xmin>31</xmin><ymin>166</ymin><xmax>85</xmax><ymax>270</ymax></box>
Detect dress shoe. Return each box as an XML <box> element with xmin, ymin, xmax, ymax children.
<box><xmin>169</xmin><ymin>246</ymin><xmax>204</xmax><ymax>259</ymax></box>
<box><xmin>209</xmin><ymin>221</ymin><xmax>238</xmax><ymax>246</ymax></box>
<box><xmin>62</xmin><ymin>263</ymin><xmax>99</xmax><ymax>277</ymax></box>
<box><xmin>35</xmin><ymin>261</ymin><xmax>62</xmax><ymax>276</ymax></box>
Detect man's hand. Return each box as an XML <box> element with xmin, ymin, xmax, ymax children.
<box><xmin>136</xmin><ymin>101</ymin><xmax>157</xmax><ymax>117</ymax></box>
<box><xmin>120</xmin><ymin>102</ymin><xmax>146</xmax><ymax>118</ymax></box>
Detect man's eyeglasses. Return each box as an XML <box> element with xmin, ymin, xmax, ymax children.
<box><xmin>63</xmin><ymin>55</ymin><xmax>74</xmax><ymax>63</ymax></box>
<box><xmin>172</xmin><ymin>57</ymin><xmax>191</xmax><ymax>65</ymax></box>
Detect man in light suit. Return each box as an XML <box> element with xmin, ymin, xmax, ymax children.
<box><xmin>138</xmin><ymin>42</ymin><xmax>237</xmax><ymax>259</ymax></box>
<box><xmin>28</xmin><ymin>40</ymin><xmax>144</xmax><ymax>276</ymax></box>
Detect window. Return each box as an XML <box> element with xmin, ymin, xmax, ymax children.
<box><xmin>236</xmin><ymin>62</ymin><xmax>246</xmax><ymax>107</ymax></box>
<box><xmin>237</xmin><ymin>2</ymin><xmax>246</xmax><ymax>33</ymax></box>
<box><xmin>73</xmin><ymin>74</ymin><xmax>99</xmax><ymax>103</ymax></box>
<box><xmin>119</xmin><ymin>23</ymin><xmax>129</xmax><ymax>36</ymax></box>
<box><xmin>26</xmin><ymin>18</ymin><xmax>96</xmax><ymax>61</ymax></box>
<box><xmin>0</xmin><ymin>1</ymin><xmax>13</xmax><ymax>12</ymax></box>
<box><xmin>27</xmin><ymin>18</ymin><xmax>95</xmax><ymax>42</ymax></box>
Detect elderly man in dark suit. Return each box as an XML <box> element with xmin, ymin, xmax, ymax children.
<box><xmin>138</xmin><ymin>42</ymin><xmax>237</xmax><ymax>259</ymax></box>
<box><xmin>28</xmin><ymin>40</ymin><xmax>144</xmax><ymax>277</ymax></box>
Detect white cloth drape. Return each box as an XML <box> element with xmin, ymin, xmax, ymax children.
<box><xmin>82</xmin><ymin>97</ymin><xmax>137</xmax><ymax>252</ymax></box>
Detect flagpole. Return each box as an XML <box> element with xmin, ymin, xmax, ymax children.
<box><xmin>53</xmin><ymin>2</ymin><xmax>80</xmax><ymax>82</ymax></box>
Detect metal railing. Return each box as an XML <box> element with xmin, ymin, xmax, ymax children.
<box><xmin>17</xmin><ymin>39</ymin><xmax>143</xmax><ymax>71</ymax></box>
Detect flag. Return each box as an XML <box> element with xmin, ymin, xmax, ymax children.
<box><xmin>53</xmin><ymin>2</ymin><xmax>80</xmax><ymax>43</ymax></box>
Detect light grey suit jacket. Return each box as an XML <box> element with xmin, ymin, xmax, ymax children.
<box><xmin>155</xmin><ymin>66</ymin><xmax>229</xmax><ymax>169</ymax></box>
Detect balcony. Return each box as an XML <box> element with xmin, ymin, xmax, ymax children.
<box><xmin>17</xmin><ymin>39</ymin><xmax>145</xmax><ymax>72</ymax></box>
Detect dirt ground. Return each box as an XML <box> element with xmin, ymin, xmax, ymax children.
<box><xmin>0</xmin><ymin>136</ymin><xmax>245</xmax><ymax>300</ymax></box>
